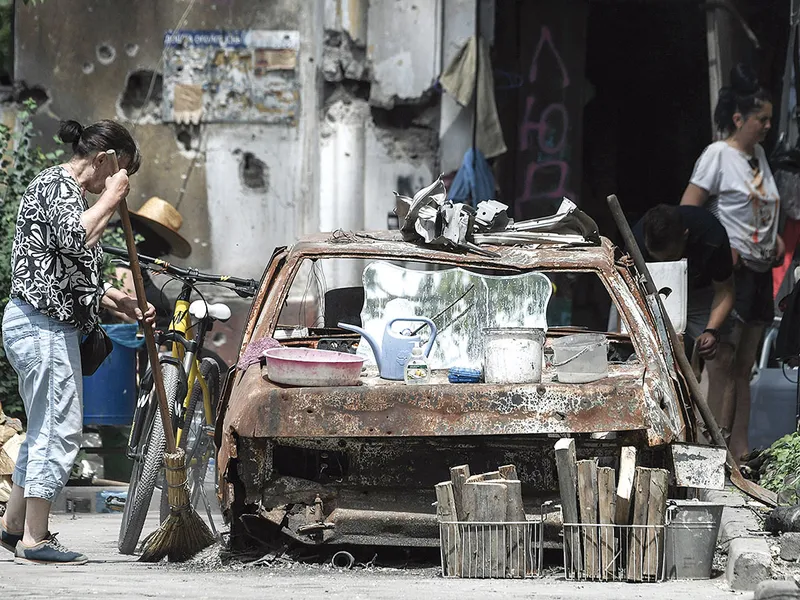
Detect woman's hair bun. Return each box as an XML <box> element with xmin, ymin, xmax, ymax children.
<box><xmin>730</xmin><ymin>63</ymin><xmax>760</xmax><ymax>95</ymax></box>
<box><xmin>57</xmin><ymin>120</ymin><xmax>83</xmax><ymax>145</ymax></box>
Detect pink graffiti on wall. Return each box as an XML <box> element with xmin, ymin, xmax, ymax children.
<box><xmin>518</xmin><ymin>25</ymin><xmax>573</xmax><ymax>205</ymax></box>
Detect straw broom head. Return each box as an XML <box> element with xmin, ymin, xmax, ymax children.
<box><xmin>138</xmin><ymin>447</ymin><xmax>216</xmax><ymax>562</ymax></box>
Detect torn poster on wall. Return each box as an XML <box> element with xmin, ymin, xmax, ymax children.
<box><xmin>162</xmin><ymin>30</ymin><xmax>299</xmax><ymax>125</ymax></box>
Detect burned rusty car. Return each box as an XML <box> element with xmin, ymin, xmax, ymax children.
<box><xmin>216</xmin><ymin>231</ymin><xmax>697</xmax><ymax>549</ymax></box>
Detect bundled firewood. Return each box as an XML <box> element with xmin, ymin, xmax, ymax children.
<box><xmin>554</xmin><ymin>438</ymin><xmax>669</xmax><ymax>582</ymax></box>
<box><xmin>436</xmin><ymin>463</ymin><xmax>532</xmax><ymax>578</ymax></box>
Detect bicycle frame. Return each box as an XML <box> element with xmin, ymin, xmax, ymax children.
<box><xmin>127</xmin><ymin>282</ymin><xmax>213</xmax><ymax>457</ymax></box>
<box><xmin>169</xmin><ymin>282</ymin><xmax>214</xmax><ymax>450</ymax></box>
<box><xmin>107</xmin><ymin>243</ymin><xmax>257</xmax><ymax>461</ymax></box>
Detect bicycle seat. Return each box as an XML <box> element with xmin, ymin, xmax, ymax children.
<box><xmin>189</xmin><ymin>300</ymin><xmax>232</xmax><ymax>322</ymax></box>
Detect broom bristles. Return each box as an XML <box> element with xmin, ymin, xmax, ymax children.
<box><xmin>138</xmin><ymin>447</ymin><xmax>216</xmax><ymax>562</ymax></box>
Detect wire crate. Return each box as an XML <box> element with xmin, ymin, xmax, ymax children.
<box><xmin>439</xmin><ymin>521</ymin><xmax>543</xmax><ymax>579</ymax></box>
<box><xmin>562</xmin><ymin>523</ymin><xmax>666</xmax><ymax>582</ymax></box>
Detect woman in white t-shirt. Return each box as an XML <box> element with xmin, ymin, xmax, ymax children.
<box><xmin>681</xmin><ymin>63</ymin><xmax>785</xmax><ymax>462</ymax></box>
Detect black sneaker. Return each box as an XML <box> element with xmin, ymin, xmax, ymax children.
<box><xmin>0</xmin><ymin>518</ymin><xmax>22</xmax><ymax>553</ymax></box>
<box><xmin>14</xmin><ymin>533</ymin><xmax>88</xmax><ymax>565</ymax></box>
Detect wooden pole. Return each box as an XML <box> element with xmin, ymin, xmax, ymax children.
<box><xmin>597</xmin><ymin>467</ymin><xmax>617</xmax><ymax>580</ymax></box>
<box><xmin>450</xmin><ymin>465</ymin><xmax>470</xmax><ymax>521</ymax></box>
<box><xmin>107</xmin><ymin>150</ymin><xmax>176</xmax><ymax>453</ymax></box>
<box><xmin>577</xmin><ymin>459</ymin><xmax>599</xmax><ymax>580</ymax></box>
<box><xmin>554</xmin><ymin>438</ymin><xmax>582</xmax><ymax>576</ymax></box>
<box><xmin>627</xmin><ymin>467</ymin><xmax>651</xmax><ymax>582</ymax></box>
<box><xmin>463</xmin><ymin>481</ymin><xmax>507</xmax><ymax>578</ymax></box>
<box><xmin>498</xmin><ymin>464</ymin><xmax>518</xmax><ymax>480</ymax></box>
<box><xmin>644</xmin><ymin>469</ymin><xmax>669</xmax><ymax>581</ymax></box>
<box><xmin>615</xmin><ymin>446</ymin><xmax>637</xmax><ymax>525</ymax></box>
<box><xmin>504</xmin><ymin>479</ymin><xmax>526</xmax><ymax>577</ymax></box>
<box><xmin>436</xmin><ymin>481</ymin><xmax>460</xmax><ymax>576</ymax></box>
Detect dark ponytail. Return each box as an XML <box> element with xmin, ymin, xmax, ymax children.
<box><xmin>57</xmin><ymin>120</ymin><xmax>83</xmax><ymax>147</ymax></box>
<box><xmin>713</xmin><ymin>63</ymin><xmax>771</xmax><ymax>135</ymax></box>
<box><xmin>57</xmin><ymin>119</ymin><xmax>142</xmax><ymax>175</ymax></box>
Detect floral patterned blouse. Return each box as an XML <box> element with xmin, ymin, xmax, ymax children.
<box><xmin>10</xmin><ymin>166</ymin><xmax>103</xmax><ymax>333</ymax></box>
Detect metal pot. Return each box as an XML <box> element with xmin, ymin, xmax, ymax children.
<box><xmin>483</xmin><ymin>327</ymin><xmax>545</xmax><ymax>384</ymax></box>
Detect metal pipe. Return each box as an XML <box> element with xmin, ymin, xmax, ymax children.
<box><xmin>331</xmin><ymin>550</ymin><xmax>356</xmax><ymax>569</ymax></box>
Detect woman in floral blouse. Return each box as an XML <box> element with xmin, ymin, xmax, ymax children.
<box><xmin>0</xmin><ymin>119</ymin><xmax>155</xmax><ymax>564</ymax></box>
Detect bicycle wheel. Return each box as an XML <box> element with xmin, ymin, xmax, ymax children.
<box><xmin>159</xmin><ymin>357</ymin><xmax>221</xmax><ymax>522</ymax></box>
<box><xmin>118</xmin><ymin>361</ymin><xmax>181</xmax><ymax>555</ymax></box>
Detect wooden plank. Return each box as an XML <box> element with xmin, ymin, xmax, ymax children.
<box><xmin>504</xmin><ymin>479</ymin><xmax>527</xmax><ymax>578</ymax></box>
<box><xmin>498</xmin><ymin>464</ymin><xmax>518</xmax><ymax>480</ymax></box>
<box><xmin>554</xmin><ymin>438</ymin><xmax>581</xmax><ymax>576</ymax></box>
<box><xmin>436</xmin><ymin>481</ymin><xmax>460</xmax><ymax>577</ymax></box>
<box><xmin>464</xmin><ymin>481</ymin><xmax>508</xmax><ymax>578</ymax></box>
<box><xmin>626</xmin><ymin>467</ymin><xmax>651</xmax><ymax>582</ymax></box>
<box><xmin>644</xmin><ymin>469</ymin><xmax>669</xmax><ymax>581</ymax></box>
<box><xmin>597</xmin><ymin>467</ymin><xmax>617</xmax><ymax>580</ymax></box>
<box><xmin>577</xmin><ymin>459</ymin><xmax>599</xmax><ymax>580</ymax></box>
<box><xmin>615</xmin><ymin>446</ymin><xmax>637</xmax><ymax>525</ymax></box>
<box><xmin>450</xmin><ymin>464</ymin><xmax>470</xmax><ymax>521</ymax></box>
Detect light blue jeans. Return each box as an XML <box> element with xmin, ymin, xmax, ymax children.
<box><xmin>2</xmin><ymin>297</ymin><xmax>83</xmax><ymax>501</ymax></box>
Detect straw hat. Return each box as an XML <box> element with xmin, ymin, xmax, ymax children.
<box><xmin>129</xmin><ymin>197</ymin><xmax>192</xmax><ymax>259</ymax></box>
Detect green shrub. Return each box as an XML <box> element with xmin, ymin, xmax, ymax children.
<box><xmin>760</xmin><ymin>431</ymin><xmax>800</xmax><ymax>505</ymax></box>
<box><xmin>0</xmin><ymin>100</ymin><xmax>64</xmax><ymax>419</ymax></box>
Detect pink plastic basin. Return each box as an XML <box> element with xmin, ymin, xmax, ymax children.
<box><xmin>263</xmin><ymin>347</ymin><xmax>365</xmax><ymax>387</ymax></box>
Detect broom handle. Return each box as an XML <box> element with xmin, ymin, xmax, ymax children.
<box><xmin>106</xmin><ymin>150</ymin><xmax>177</xmax><ymax>453</ymax></box>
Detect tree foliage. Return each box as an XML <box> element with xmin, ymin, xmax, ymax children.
<box><xmin>0</xmin><ymin>100</ymin><xmax>64</xmax><ymax>418</ymax></box>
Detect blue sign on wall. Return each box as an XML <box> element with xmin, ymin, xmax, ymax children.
<box><xmin>164</xmin><ymin>30</ymin><xmax>246</xmax><ymax>48</ymax></box>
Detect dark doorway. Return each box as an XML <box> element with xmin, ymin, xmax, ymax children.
<box><xmin>580</xmin><ymin>2</ymin><xmax>711</xmax><ymax>242</ymax></box>
<box><xmin>494</xmin><ymin>1</ymin><xmax>711</xmax><ymax>239</ymax></box>
<box><xmin>493</xmin><ymin>1</ymin><xmax>711</xmax><ymax>331</ymax></box>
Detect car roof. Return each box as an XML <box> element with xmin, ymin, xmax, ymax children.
<box><xmin>285</xmin><ymin>230</ymin><xmax>618</xmax><ymax>272</ymax></box>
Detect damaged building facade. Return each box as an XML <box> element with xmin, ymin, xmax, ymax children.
<box><xmin>10</xmin><ymin>0</ymin><xmax>791</xmax><ymax>359</ymax></box>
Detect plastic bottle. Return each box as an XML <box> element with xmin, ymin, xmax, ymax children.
<box><xmin>404</xmin><ymin>345</ymin><xmax>429</xmax><ymax>384</ymax></box>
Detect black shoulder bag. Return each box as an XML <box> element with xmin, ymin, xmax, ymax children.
<box><xmin>80</xmin><ymin>326</ymin><xmax>113</xmax><ymax>376</ymax></box>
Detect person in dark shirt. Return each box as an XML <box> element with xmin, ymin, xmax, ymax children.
<box><xmin>634</xmin><ymin>204</ymin><xmax>737</xmax><ymax>444</ymax></box>
<box><xmin>633</xmin><ymin>204</ymin><xmax>735</xmax><ymax>358</ymax></box>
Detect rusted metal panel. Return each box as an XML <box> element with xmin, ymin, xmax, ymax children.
<box><xmin>229</xmin><ymin>434</ymin><xmax>665</xmax><ymax>547</ymax></box>
<box><xmin>670</xmin><ymin>443</ymin><xmax>726</xmax><ymax>490</ymax></box>
<box><xmin>227</xmin><ymin>367</ymin><xmax>648</xmax><ymax>439</ymax></box>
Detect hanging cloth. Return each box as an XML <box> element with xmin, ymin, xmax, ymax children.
<box><xmin>439</xmin><ymin>35</ymin><xmax>507</xmax><ymax>159</ymax></box>
<box><xmin>447</xmin><ymin>148</ymin><xmax>495</xmax><ymax>207</ymax></box>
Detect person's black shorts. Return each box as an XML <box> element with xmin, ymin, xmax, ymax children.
<box><xmin>732</xmin><ymin>265</ymin><xmax>774</xmax><ymax>324</ymax></box>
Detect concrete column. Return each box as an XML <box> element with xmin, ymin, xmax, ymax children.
<box><xmin>319</xmin><ymin>100</ymin><xmax>368</xmax><ymax>288</ymax></box>
<box><xmin>439</xmin><ymin>0</ymin><xmax>496</xmax><ymax>174</ymax></box>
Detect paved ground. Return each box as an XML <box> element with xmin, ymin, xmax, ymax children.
<box><xmin>0</xmin><ymin>510</ymin><xmax>754</xmax><ymax>600</ymax></box>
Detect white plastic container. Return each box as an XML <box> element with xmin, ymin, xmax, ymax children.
<box><xmin>404</xmin><ymin>345</ymin><xmax>430</xmax><ymax>384</ymax></box>
<box><xmin>550</xmin><ymin>333</ymin><xmax>608</xmax><ymax>383</ymax></box>
<box><xmin>483</xmin><ymin>328</ymin><xmax>545</xmax><ymax>384</ymax></box>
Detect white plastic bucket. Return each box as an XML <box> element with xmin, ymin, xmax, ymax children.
<box><xmin>550</xmin><ymin>333</ymin><xmax>608</xmax><ymax>383</ymax></box>
<box><xmin>483</xmin><ymin>328</ymin><xmax>545</xmax><ymax>384</ymax></box>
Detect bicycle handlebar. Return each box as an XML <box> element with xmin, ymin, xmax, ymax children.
<box><xmin>102</xmin><ymin>245</ymin><xmax>259</xmax><ymax>298</ymax></box>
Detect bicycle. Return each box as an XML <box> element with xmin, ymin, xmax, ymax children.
<box><xmin>102</xmin><ymin>245</ymin><xmax>258</xmax><ymax>555</ymax></box>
